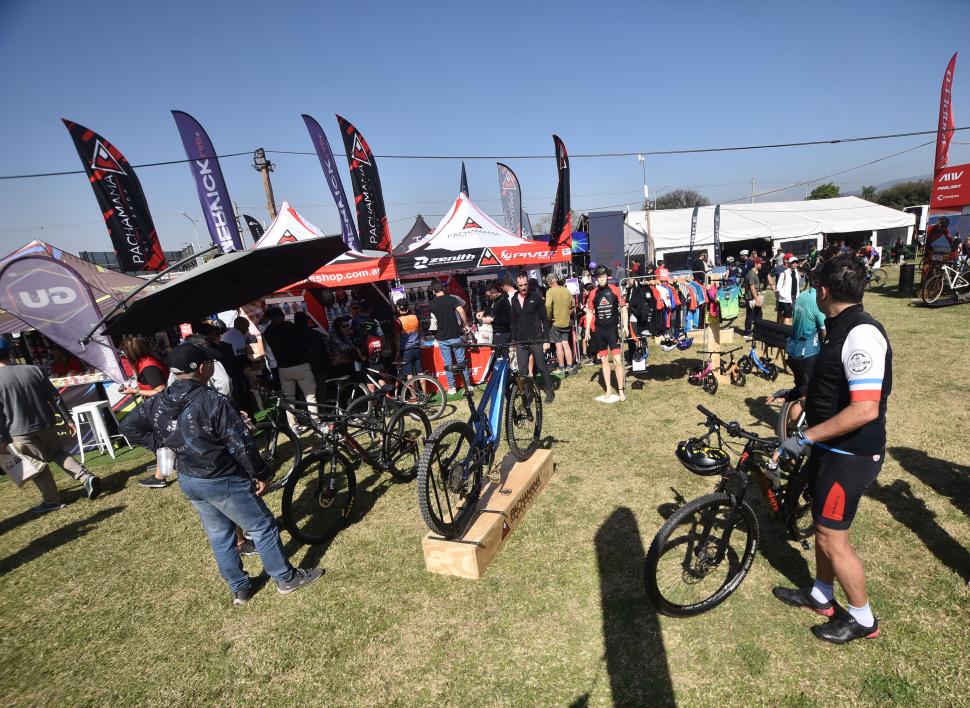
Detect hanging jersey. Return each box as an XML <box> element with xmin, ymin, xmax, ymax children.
<box><xmin>717</xmin><ymin>285</ymin><xmax>740</xmax><ymax>319</ymax></box>
<box><xmin>586</xmin><ymin>284</ymin><xmax>625</xmax><ymax>332</ymax></box>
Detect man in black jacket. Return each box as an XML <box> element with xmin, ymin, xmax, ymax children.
<box><xmin>477</xmin><ymin>279</ymin><xmax>512</xmax><ymax>352</ymax></box>
<box><xmin>510</xmin><ymin>272</ymin><xmax>554</xmax><ymax>404</ymax></box>
<box><xmin>120</xmin><ymin>343</ymin><xmax>321</xmax><ymax>606</ymax></box>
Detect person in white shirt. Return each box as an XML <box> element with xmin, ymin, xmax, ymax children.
<box><xmin>775</xmin><ymin>255</ymin><xmax>803</xmax><ymax>325</ymax></box>
<box><xmin>221</xmin><ymin>317</ymin><xmax>250</xmax><ymax>356</ymax></box>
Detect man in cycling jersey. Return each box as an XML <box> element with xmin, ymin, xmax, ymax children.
<box><xmin>771</xmin><ymin>254</ymin><xmax>891</xmax><ymax>644</ymax></box>
<box><xmin>584</xmin><ymin>265</ymin><xmax>635</xmax><ymax>403</ymax></box>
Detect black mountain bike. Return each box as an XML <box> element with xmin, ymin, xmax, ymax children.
<box><xmin>643</xmin><ymin>405</ymin><xmax>813</xmax><ymax>617</ymax></box>
<box><xmin>250</xmin><ymin>395</ymin><xmax>303</xmax><ymax>493</ymax></box>
<box><xmin>280</xmin><ymin>393</ymin><xmax>430</xmax><ymax>545</ymax></box>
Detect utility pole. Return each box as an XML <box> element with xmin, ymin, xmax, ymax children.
<box><xmin>751</xmin><ymin>178</ymin><xmax>755</xmax><ymax>204</ymax></box>
<box><xmin>638</xmin><ymin>155</ymin><xmax>654</xmax><ymax>265</ymax></box>
<box><xmin>253</xmin><ymin>148</ymin><xmax>278</xmax><ymax>220</ymax></box>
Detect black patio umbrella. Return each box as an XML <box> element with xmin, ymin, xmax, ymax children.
<box><xmin>105</xmin><ymin>237</ymin><xmax>347</xmax><ymax>335</ymax></box>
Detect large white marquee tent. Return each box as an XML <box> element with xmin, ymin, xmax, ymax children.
<box><xmin>623</xmin><ymin>197</ymin><xmax>915</xmax><ymax>262</ymax></box>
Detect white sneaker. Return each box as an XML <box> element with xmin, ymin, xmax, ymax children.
<box><xmin>602</xmin><ymin>394</ymin><xmax>621</xmax><ymax>404</ymax></box>
<box><xmin>595</xmin><ymin>393</ymin><xmax>614</xmax><ymax>403</ymax></box>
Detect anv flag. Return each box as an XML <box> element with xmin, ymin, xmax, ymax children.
<box><xmin>172</xmin><ymin>111</ymin><xmax>243</xmax><ymax>252</ymax></box>
<box><xmin>460</xmin><ymin>162</ymin><xmax>469</xmax><ymax>196</ymax></box>
<box><xmin>688</xmin><ymin>205</ymin><xmax>698</xmax><ymax>260</ymax></box>
<box><xmin>935</xmin><ymin>52</ymin><xmax>958</xmax><ymax>174</ymax></box>
<box><xmin>549</xmin><ymin>135</ymin><xmax>571</xmax><ymax>250</ymax></box>
<box><xmin>336</xmin><ymin>115</ymin><xmax>392</xmax><ymax>253</ymax></box>
<box><xmin>497</xmin><ymin>163</ymin><xmax>523</xmax><ymax>237</ymax></box>
<box><xmin>62</xmin><ymin>120</ymin><xmax>166</xmax><ymax>273</ymax></box>
<box><xmin>713</xmin><ymin>205</ymin><xmax>722</xmax><ymax>267</ymax></box>
<box><xmin>242</xmin><ymin>215</ymin><xmax>264</xmax><ymax>244</ymax></box>
<box><xmin>302</xmin><ymin>114</ymin><xmax>361</xmax><ymax>251</ymax></box>
<box><xmin>0</xmin><ymin>255</ymin><xmax>125</xmax><ymax>383</ymax></box>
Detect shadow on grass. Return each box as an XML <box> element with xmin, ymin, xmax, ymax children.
<box><xmin>0</xmin><ymin>505</ymin><xmax>125</xmax><ymax>577</ymax></box>
<box><xmin>585</xmin><ymin>507</ymin><xmax>675</xmax><ymax>707</ymax></box>
<box><xmin>867</xmin><ymin>478</ymin><xmax>970</xmax><ymax>583</ymax></box>
<box><xmin>752</xmin><ymin>504</ymin><xmax>814</xmax><ymax>589</ymax></box>
<box><xmin>889</xmin><ymin>446</ymin><xmax>970</xmax><ymax>518</ymax></box>
<box><xmin>743</xmin><ymin>396</ymin><xmax>778</xmax><ymax>432</ymax></box>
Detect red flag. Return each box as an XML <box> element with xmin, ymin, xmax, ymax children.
<box><xmin>935</xmin><ymin>52</ymin><xmax>958</xmax><ymax>174</ymax></box>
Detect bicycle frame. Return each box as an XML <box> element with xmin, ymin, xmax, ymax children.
<box><xmin>746</xmin><ymin>346</ymin><xmax>771</xmax><ymax>375</ymax></box>
<box><xmin>460</xmin><ymin>354</ymin><xmax>511</xmax><ymax>450</ymax></box>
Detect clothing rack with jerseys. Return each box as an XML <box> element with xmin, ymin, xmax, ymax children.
<box><xmin>623</xmin><ymin>278</ymin><xmax>709</xmax><ymax>337</ymax></box>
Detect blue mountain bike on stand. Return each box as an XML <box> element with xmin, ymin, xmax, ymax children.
<box><xmin>416</xmin><ymin>342</ymin><xmax>544</xmax><ymax>539</ymax></box>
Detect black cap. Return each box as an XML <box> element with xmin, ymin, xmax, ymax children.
<box><xmin>167</xmin><ymin>343</ymin><xmax>215</xmax><ymax>374</ymax></box>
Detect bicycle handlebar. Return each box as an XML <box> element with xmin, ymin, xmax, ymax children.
<box><xmin>696</xmin><ymin>405</ymin><xmax>777</xmax><ymax>446</ymax></box>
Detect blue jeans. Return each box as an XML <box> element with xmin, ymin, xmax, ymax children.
<box><xmin>178</xmin><ymin>474</ymin><xmax>295</xmax><ymax>592</ymax></box>
<box><xmin>437</xmin><ymin>337</ymin><xmax>465</xmax><ymax>390</ymax></box>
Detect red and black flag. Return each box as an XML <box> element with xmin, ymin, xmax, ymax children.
<box><xmin>548</xmin><ymin>135</ymin><xmax>571</xmax><ymax>251</ymax></box>
<box><xmin>335</xmin><ymin>115</ymin><xmax>391</xmax><ymax>253</ymax></box>
<box><xmin>62</xmin><ymin>119</ymin><xmax>167</xmax><ymax>272</ymax></box>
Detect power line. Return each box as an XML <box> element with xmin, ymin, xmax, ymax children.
<box><xmin>1</xmin><ymin>126</ymin><xmax>968</xmax><ymax>181</ymax></box>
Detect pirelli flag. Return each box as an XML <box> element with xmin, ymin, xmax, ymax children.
<box><xmin>62</xmin><ymin>120</ymin><xmax>167</xmax><ymax>272</ymax></box>
<box><xmin>336</xmin><ymin>115</ymin><xmax>392</xmax><ymax>253</ymax></box>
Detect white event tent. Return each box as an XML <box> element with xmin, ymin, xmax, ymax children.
<box><xmin>624</xmin><ymin>197</ymin><xmax>915</xmax><ymax>263</ymax></box>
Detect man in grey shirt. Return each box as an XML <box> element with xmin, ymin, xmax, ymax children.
<box><xmin>743</xmin><ymin>262</ymin><xmax>764</xmax><ymax>338</ymax></box>
<box><xmin>0</xmin><ymin>339</ymin><xmax>101</xmax><ymax>513</ymax></box>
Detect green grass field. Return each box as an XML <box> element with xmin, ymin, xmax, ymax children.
<box><xmin>1</xmin><ymin>273</ymin><xmax>968</xmax><ymax>706</ymax></box>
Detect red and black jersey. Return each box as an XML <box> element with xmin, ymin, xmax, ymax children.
<box><xmin>585</xmin><ymin>284</ymin><xmax>625</xmax><ymax>332</ymax></box>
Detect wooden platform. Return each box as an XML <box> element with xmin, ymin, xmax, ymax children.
<box><xmin>421</xmin><ymin>448</ymin><xmax>555</xmax><ymax>580</ymax></box>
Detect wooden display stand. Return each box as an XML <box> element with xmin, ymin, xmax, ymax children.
<box><xmin>422</xmin><ymin>449</ymin><xmax>555</xmax><ymax>580</ymax></box>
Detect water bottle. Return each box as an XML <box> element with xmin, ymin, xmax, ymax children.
<box><xmin>765</xmin><ymin>459</ymin><xmax>781</xmax><ymax>489</ymax></box>
<box><xmin>156</xmin><ymin>447</ymin><xmax>176</xmax><ymax>478</ymax></box>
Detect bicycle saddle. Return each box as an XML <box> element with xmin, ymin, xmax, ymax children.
<box><xmin>326</xmin><ymin>375</ymin><xmax>352</xmax><ymax>383</ymax></box>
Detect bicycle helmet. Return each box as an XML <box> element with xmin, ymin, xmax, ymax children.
<box><xmin>676</xmin><ymin>335</ymin><xmax>694</xmax><ymax>351</ymax></box>
<box><xmin>632</xmin><ymin>342</ymin><xmax>649</xmax><ymax>364</ymax></box>
<box><xmin>675</xmin><ymin>438</ymin><xmax>730</xmax><ymax>476</ymax></box>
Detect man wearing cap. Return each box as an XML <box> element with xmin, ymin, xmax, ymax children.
<box><xmin>120</xmin><ymin>343</ymin><xmax>322</xmax><ymax>606</ymax></box>
<box><xmin>775</xmin><ymin>254</ymin><xmax>803</xmax><ymax>326</ymax></box>
<box><xmin>0</xmin><ymin>338</ymin><xmax>101</xmax><ymax>513</ymax></box>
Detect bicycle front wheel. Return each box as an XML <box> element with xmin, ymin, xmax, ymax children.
<box><xmin>383</xmin><ymin>405</ymin><xmax>431</xmax><ymax>481</ymax></box>
<box><xmin>504</xmin><ymin>376</ymin><xmax>542</xmax><ymax>461</ymax></box>
<box><xmin>399</xmin><ymin>374</ymin><xmax>447</xmax><ymax>421</ymax></box>
<box><xmin>416</xmin><ymin>421</ymin><xmax>483</xmax><ymax>538</ymax></box>
<box><xmin>869</xmin><ymin>268</ymin><xmax>886</xmax><ymax>288</ymax></box>
<box><xmin>921</xmin><ymin>272</ymin><xmax>944</xmax><ymax>304</ymax></box>
<box><xmin>281</xmin><ymin>449</ymin><xmax>357</xmax><ymax>545</ymax></box>
<box><xmin>644</xmin><ymin>493</ymin><xmax>760</xmax><ymax>617</ymax></box>
<box><xmin>252</xmin><ymin>421</ymin><xmax>302</xmax><ymax>493</ymax></box>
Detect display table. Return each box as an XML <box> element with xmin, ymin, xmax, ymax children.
<box><xmin>419</xmin><ymin>340</ymin><xmax>494</xmax><ymax>389</ymax></box>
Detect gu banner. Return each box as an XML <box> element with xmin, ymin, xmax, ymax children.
<box><xmin>713</xmin><ymin>204</ymin><xmax>722</xmax><ymax>267</ymax></box>
<box><xmin>242</xmin><ymin>215</ymin><xmax>264</xmax><ymax>243</ymax></box>
<box><xmin>62</xmin><ymin>120</ymin><xmax>167</xmax><ymax>273</ymax></box>
<box><xmin>688</xmin><ymin>205</ymin><xmax>699</xmax><ymax>261</ymax></box>
<box><xmin>171</xmin><ymin>111</ymin><xmax>243</xmax><ymax>252</ymax></box>
<box><xmin>935</xmin><ymin>52</ymin><xmax>958</xmax><ymax>174</ymax></box>
<box><xmin>0</xmin><ymin>255</ymin><xmax>126</xmax><ymax>383</ymax></box>
<box><xmin>496</xmin><ymin>163</ymin><xmax>523</xmax><ymax>238</ymax></box>
<box><xmin>335</xmin><ymin>115</ymin><xmax>392</xmax><ymax>253</ymax></box>
<box><xmin>302</xmin><ymin>114</ymin><xmax>361</xmax><ymax>251</ymax></box>
<box><xmin>549</xmin><ymin>135</ymin><xmax>571</xmax><ymax>250</ymax></box>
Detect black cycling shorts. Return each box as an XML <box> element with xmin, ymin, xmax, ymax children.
<box><xmin>590</xmin><ymin>327</ymin><xmax>620</xmax><ymax>358</ymax></box>
<box><xmin>788</xmin><ymin>355</ymin><xmax>817</xmax><ymax>388</ymax></box>
<box><xmin>806</xmin><ymin>448</ymin><xmax>883</xmax><ymax>531</ymax></box>
<box><xmin>776</xmin><ymin>301</ymin><xmax>794</xmax><ymax>318</ymax></box>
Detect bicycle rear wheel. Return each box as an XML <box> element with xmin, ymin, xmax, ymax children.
<box><xmin>416</xmin><ymin>421</ymin><xmax>483</xmax><ymax>538</ymax></box>
<box><xmin>504</xmin><ymin>376</ymin><xmax>542</xmax><ymax>461</ymax></box>
<box><xmin>644</xmin><ymin>492</ymin><xmax>760</xmax><ymax>617</ymax></box>
<box><xmin>921</xmin><ymin>272</ymin><xmax>944</xmax><ymax>304</ymax></box>
<box><xmin>703</xmin><ymin>373</ymin><xmax>718</xmax><ymax>395</ymax></box>
<box><xmin>252</xmin><ymin>421</ymin><xmax>302</xmax><ymax>493</ymax></box>
<box><xmin>399</xmin><ymin>374</ymin><xmax>447</xmax><ymax>421</ymax></box>
<box><xmin>345</xmin><ymin>395</ymin><xmax>381</xmax><ymax>449</ymax></box>
<box><xmin>383</xmin><ymin>405</ymin><xmax>431</xmax><ymax>481</ymax></box>
<box><xmin>868</xmin><ymin>269</ymin><xmax>886</xmax><ymax>288</ymax></box>
<box><xmin>281</xmin><ymin>449</ymin><xmax>356</xmax><ymax>546</ymax></box>
<box><xmin>775</xmin><ymin>399</ymin><xmax>806</xmax><ymax>441</ymax></box>
<box><xmin>738</xmin><ymin>355</ymin><xmax>752</xmax><ymax>375</ymax></box>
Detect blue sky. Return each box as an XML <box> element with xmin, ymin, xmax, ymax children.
<box><xmin>0</xmin><ymin>0</ymin><xmax>967</xmax><ymax>255</ymax></box>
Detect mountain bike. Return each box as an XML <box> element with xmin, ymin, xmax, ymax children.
<box><xmin>688</xmin><ymin>347</ymin><xmax>746</xmax><ymax>395</ymax></box>
<box><xmin>358</xmin><ymin>364</ymin><xmax>448</xmax><ymax>420</ymax></box>
<box><xmin>738</xmin><ymin>343</ymin><xmax>779</xmax><ymax>382</ymax></box>
<box><xmin>775</xmin><ymin>398</ymin><xmax>807</xmax><ymax>440</ymax></box>
<box><xmin>864</xmin><ymin>267</ymin><xmax>887</xmax><ymax>289</ymax></box>
<box><xmin>416</xmin><ymin>342</ymin><xmax>543</xmax><ymax>539</ymax></box>
<box><xmin>280</xmin><ymin>394</ymin><xmax>431</xmax><ymax>545</ymax></box>
<box><xmin>250</xmin><ymin>394</ymin><xmax>303</xmax><ymax>493</ymax></box>
<box><xmin>643</xmin><ymin>405</ymin><xmax>813</xmax><ymax>617</ymax></box>
<box><xmin>920</xmin><ymin>260</ymin><xmax>970</xmax><ymax>304</ymax></box>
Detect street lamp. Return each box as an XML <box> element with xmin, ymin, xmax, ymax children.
<box><xmin>180</xmin><ymin>212</ymin><xmax>205</xmax><ymax>269</ymax></box>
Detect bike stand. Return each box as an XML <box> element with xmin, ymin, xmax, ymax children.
<box><xmin>422</xmin><ymin>449</ymin><xmax>555</xmax><ymax>580</ymax></box>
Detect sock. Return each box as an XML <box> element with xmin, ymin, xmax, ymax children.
<box><xmin>810</xmin><ymin>579</ymin><xmax>834</xmax><ymax>604</ymax></box>
<box><xmin>848</xmin><ymin>602</ymin><xmax>875</xmax><ymax>628</ymax></box>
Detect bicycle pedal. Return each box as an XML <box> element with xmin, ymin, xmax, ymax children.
<box><xmin>488</xmin><ymin>468</ymin><xmax>501</xmax><ymax>484</ymax></box>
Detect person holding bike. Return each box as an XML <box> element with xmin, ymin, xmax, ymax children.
<box><xmin>510</xmin><ymin>272</ymin><xmax>555</xmax><ymax>405</ymax></box>
<box><xmin>584</xmin><ymin>265</ymin><xmax>634</xmax><ymax>403</ymax></box>
<box><xmin>771</xmin><ymin>254</ymin><xmax>891</xmax><ymax>644</ymax></box>
<box><xmin>120</xmin><ymin>343</ymin><xmax>322</xmax><ymax>606</ymax></box>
